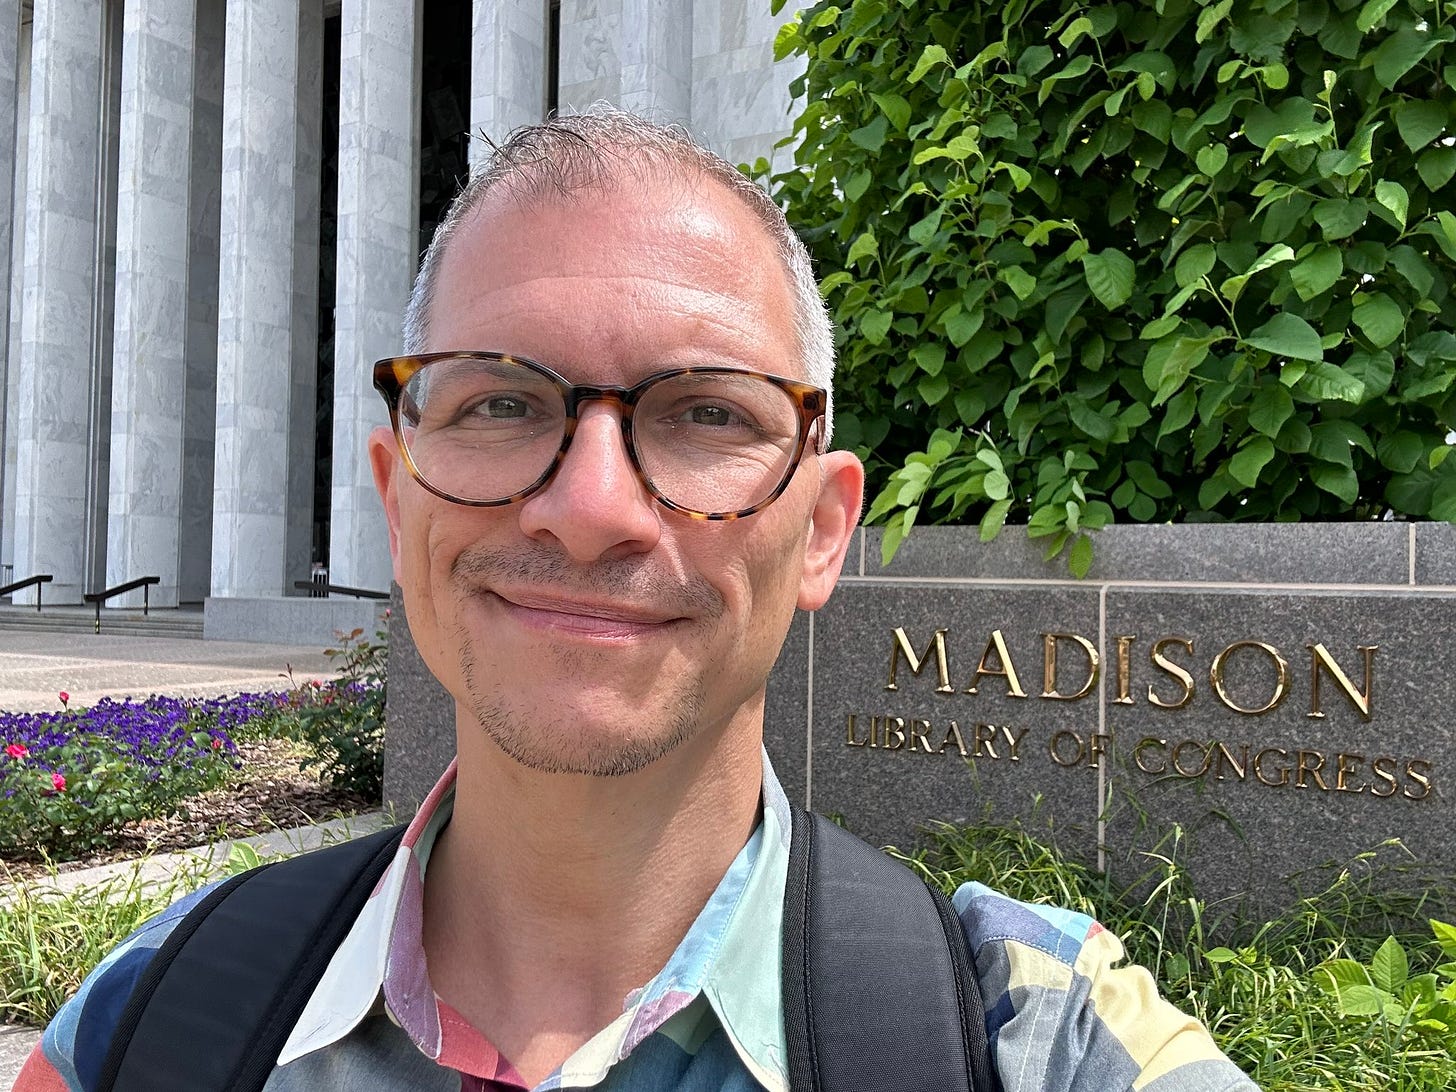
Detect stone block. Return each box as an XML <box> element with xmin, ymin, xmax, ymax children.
<box><xmin>202</xmin><ymin>595</ymin><xmax>384</xmax><ymax>647</ymax></box>
<box><xmin>865</xmin><ymin>523</ymin><xmax>1412</xmax><ymax>585</ymax></box>
<box><xmin>1100</xmin><ymin>587</ymin><xmax>1456</xmax><ymax>919</ymax></box>
<box><xmin>382</xmin><ymin>584</ymin><xmax>455</xmax><ymax>813</ymax></box>
<box><xmin>1415</xmin><ymin>522</ymin><xmax>1456</xmax><ymax>586</ymax></box>
<box><xmin>800</xmin><ymin>581</ymin><xmax>1104</xmax><ymax>860</ymax></box>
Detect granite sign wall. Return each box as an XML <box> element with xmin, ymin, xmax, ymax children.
<box><xmin>384</xmin><ymin>522</ymin><xmax>1456</xmax><ymax>915</ymax></box>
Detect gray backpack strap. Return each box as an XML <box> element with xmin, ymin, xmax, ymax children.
<box><xmin>782</xmin><ymin>808</ymin><xmax>999</xmax><ymax>1092</ymax></box>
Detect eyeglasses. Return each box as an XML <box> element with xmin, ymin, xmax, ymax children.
<box><xmin>373</xmin><ymin>352</ymin><xmax>827</xmax><ymax>520</ymax></box>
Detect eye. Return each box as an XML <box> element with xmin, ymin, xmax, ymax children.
<box><xmin>478</xmin><ymin>395</ymin><xmax>531</xmax><ymax>419</ymax></box>
<box><xmin>686</xmin><ymin>403</ymin><xmax>737</xmax><ymax>427</ymax></box>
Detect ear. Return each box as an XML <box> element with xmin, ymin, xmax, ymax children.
<box><xmin>797</xmin><ymin>449</ymin><xmax>865</xmax><ymax>611</ymax></box>
<box><xmin>368</xmin><ymin>425</ymin><xmax>405</xmax><ymax>583</ymax></box>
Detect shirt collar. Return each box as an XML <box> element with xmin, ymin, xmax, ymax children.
<box><xmin>277</xmin><ymin>752</ymin><xmax>792</xmax><ymax>1091</ymax></box>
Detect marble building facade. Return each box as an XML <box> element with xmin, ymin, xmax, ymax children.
<box><xmin>0</xmin><ymin>0</ymin><xmax>799</xmax><ymax>624</ymax></box>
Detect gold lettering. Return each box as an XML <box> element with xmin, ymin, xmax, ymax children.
<box><xmin>1087</xmin><ymin>732</ymin><xmax>1111</xmax><ymax>770</ymax></box>
<box><xmin>1148</xmin><ymin>637</ymin><xmax>1195</xmax><ymax>710</ymax></box>
<box><xmin>886</xmin><ymin>627</ymin><xmax>954</xmax><ymax>693</ymax></box>
<box><xmin>882</xmin><ymin>716</ymin><xmax>906</xmax><ymax>751</ymax></box>
<box><xmin>1048</xmin><ymin>730</ymin><xmax>1084</xmax><ymax>767</ymax></box>
<box><xmin>1041</xmin><ymin>633</ymin><xmax>1100</xmax><ymax>701</ymax></box>
<box><xmin>845</xmin><ymin>713</ymin><xmax>870</xmax><ymax>747</ymax></box>
<box><xmin>1113</xmin><ymin>635</ymin><xmax>1136</xmax><ymax>705</ymax></box>
<box><xmin>1307</xmin><ymin>643</ymin><xmax>1376</xmax><ymax>721</ymax></box>
<box><xmin>1404</xmin><ymin>759</ymin><xmax>1433</xmax><ymax>801</ymax></box>
<box><xmin>1001</xmin><ymin>725</ymin><xmax>1029</xmax><ymax>761</ymax></box>
<box><xmin>939</xmin><ymin>720</ymin><xmax>969</xmax><ymax>757</ymax></box>
<box><xmin>908</xmin><ymin>719</ymin><xmax>935</xmax><ymax>753</ymax></box>
<box><xmin>1210</xmin><ymin>640</ymin><xmax>1290</xmax><ymax>716</ymax></box>
<box><xmin>1369</xmin><ymin>756</ymin><xmax>1399</xmax><ymax>797</ymax></box>
<box><xmin>1172</xmin><ymin>740</ymin><xmax>1214</xmax><ymax>778</ymax></box>
<box><xmin>1254</xmin><ymin>747</ymin><xmax>1292</xmax><ymax>787</ymax></box>
<box><xmin>965</xmin><ymin>630</ymin><xmax>1027</xmax><ymax>698</ymax></box>
<box><xmin>1134</xmin><ymin>737</ymin><xmax>1167</xmax><ymax>774</ymax></box>
<box><xmin>1213</xmin><ymin>742</ymin><xmax>1249</xmax><ymax>781</ymax></box>
<box><xmin>1335</xmin><ymin>753</ymin><xmax>1365</xmax><ymax>794</ymax></box>
<box><xmin>972</xmin><ymin>722</ymin><xmax>999</xmax><ymax>759</ymax></box>
<box><xmin>1295</xmin><ymin>749</ymin><xmax>1329</xmax><ymax>790</ymax></box>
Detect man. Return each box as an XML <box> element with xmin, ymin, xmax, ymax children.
<box><xmin>18</xmin><ymin>111</ymin><xmax>1256</xmax><ymax>1091</ymax></box>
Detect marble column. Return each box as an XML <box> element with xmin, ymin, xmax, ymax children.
<box><xmin>690</xmin><ymin>0</ymin><xmax>801</xmax><ymax>169</ymax></box>
<box><xmin>178</xmin><ymin>0</ymin><xmax>224</xmax><ymax>604</ymax></box>
<box><xmin>620</xmin><ymin>0</ymin><xmax>691</xmax><ymax>123</ymax></box>
<box><xmin>106</xmin><ymin>0</ymin><xmax>197</xmax><ymax>608</ymax></box>
<box><xmin>11</xmin><ymin>0</ymin><xmax>104</xmax><ymax>604</ymax></box>
<box><xmin>0</xmin><ymin>2</ymin><xmax>21</xmax><ymax>579</ymax></box>
<box><xmin>469</xmin><ymin>0</ymin><xmax>547</xmax><ymax>169</ymax></box>
<box><xmin>330</xmin><ymin>0</ymin><xmax>418</xmax><ymax>591</ymax></box>
<box><xmin>210</xmin><ymin>0</ymin><xmax>300</xmax><ymax>599</ymax></box>
<box><xmin>287</xmin><ymin>0</ymin><xmax>323</xmax><ymax>593</ymax></box>
<box><xmin>558</xmin><ymin>0</ymin><xmax>622</xmax><ymax>109</ymax></box>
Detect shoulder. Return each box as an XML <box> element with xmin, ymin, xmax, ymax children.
<box><xmin>39</xmin><ymin>878</ymin><xmax>222</xmax><ymax>1092</ymax></box>
<box><xmin>953</xmin><ymin>882</ymin><xmax>1257</xmax><ymax>1092</ymax></box>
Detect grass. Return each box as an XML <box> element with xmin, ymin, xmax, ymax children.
<box><xmin>905</xmin><ymin>821</ymin><xmax>1456</xmax><ymax>1091</ymax></box>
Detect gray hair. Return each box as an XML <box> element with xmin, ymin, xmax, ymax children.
<box><xmin>401</xmin><ymin>108</ymin><xmax>835</xmax><ymax>437</ymax></box>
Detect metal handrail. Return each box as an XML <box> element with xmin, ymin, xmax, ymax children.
<box><xmin>292</xmin><ymin>580</ymin><xmax>389</xmax><ymax>601</ymax></box>
<box><xmin>0</xmin><ymin>573</ymin><xmax>54</xmax><ymax>612</ymax></box>
<box><xmin>83</xmin><ymin>575</ymin><xmax>161</xmax><ymax>633</ymax></box>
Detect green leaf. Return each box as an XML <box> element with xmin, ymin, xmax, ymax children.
<box><xmin>1311</xmin><ymin>463</ymin><xmax>1360</xmax><ymax>503</ymax></box>
<box><xmin>1417</xmin><ymin>146</ymin><xmax>1456</xmax><ymax>192</ymax></box>
<box><xmin>849</xmin><ymin>115</ymin><xmax>890</xmax><ymax>152</ymax></box>
<box><xmin>1313</xmin><ymin>198</ymin><xmax>1369</xmax><ymax>240</ymax></box>
<box><xmin>1069</xmin><ymin>399</ymin><xmax>1117</xmax><ymax>442</ymax></box>
<box><xmin>846</xmin><ymin>230</ymin><xmax>878</xmax><ymax>267</ymax></box>
<box><xmin>979</xmin><ymin>498</ymin><xmax>1012</xmax><ymax>541</ymax></box>
<box><xmin>1430</xmin><ymin>211</ymin><xmax>1456</xmax><ymax>262</ymax></box>
<box><xmin>1249</xmin><ymin>385</ymin><xmax>1295</xmax><ymax>437</ymax></box>
<box><xmin>1196</xmin><ymin>144</ymin><xmax>1229</xmax><ymax>176</ymax></box>
<box><xmin>844</xmin><ymin>170</ymin><xmax>872</xmax><ymax>203</ymax></box>
<box><xmin>1388</xmin><ymin>246</ymin><xmax>1435</xmax><ymax>297</ymax></box>
<box><xmin>943</xmin><ymin>304</ymin><xmax>983</xmax><ymax>347</ymax></box>
<box><xmin>871</xmin><ymin>91</ymin><xmax>912</xmax><ymax>132</ymax></box>
<box><xmin>1378</xmin><ymin>431</ymin><xmax>1425</xmax><ymax>474</ymax></box>
<box><xmin>1352</xmin><ymin>293</ymin><xmax>1404</xmax><ymax>348</ymax></box>
<box><xmin>911</xmin><ymin>342</ymin><xmax>946</xmax><ymax>376</ymax></box>
<box><xmin>1082</xmin><ymin>249</ymin><xmax>1136</xmax><ymax>309</ymax></box>
<box><xmin>860</xmin><ymin>309</ymin><xmax>893</xmax><ymax>344</ymax></box>
<box><xmin>1196</xmin><ymin>0</ymin><xmax>1233</xmax><ymax>42</ymax></box>
<box><xmin>1371</xmin><ymin>29</ymin><xmax>1436</xmax><ymax>90</ymax></box>
<box><xmin>983</xmin><ymin>468</ymin><xmax>1010</xmax><ymax>500</ymax></box>
<box><xmin>1059</xmin><ymin>15</ymin><xmax>1094</xmax><ymax>49</ymax></box>
<box><xmin>1394</xmin><ymin>100</ymin><xmax>1448</xmax><ymax>152</ymax></box>
<box><xmin>918</xmin><ymin>371</ymin><xmax>950</xmax><ymax>404</ymax></box>
<box><xmin>1245</xmin><ymin>313</ymin><xmax>1324</xmax><ymax>362</ymax></box>
<box><xmin>1432</xmin><ymin>919</ymin><xmax>1456</xmax><ymax>960</ymax></box>
<box><xmin>1290</xmin><ymin>246</ymin><xmax>1343</xmax><ymax>301</ymax></box>
<box><xmin>1001</xmin><ymin>266</ymin><xmax>1038</xmax><ymax>300</ymax></box>
<box><xmin>1229</xmin><ymin>437</ymin><xmax>1276</xmax><ymax>488</ymax></box>
<box><xmin>1300</xmin><ymin>361</ymin><xmax>1366</xmax><ymax>402</ymax></box>
<box><xmin>1356</xmin><ymin>0</ymin><xmax>1398</xmax><ymax>30</ymax></box>
<box><xmin>1068</xmin><ymin>534</ymin><xmax>1094</xmax><ymax>578</ymax></box>
<box><xmin>1175</xmin><ymin>244</ymin><xmax>1217</xmax><ymax>289</ymax></box>
<box><xmin>1144</xmin><ymin>336</ymin><xmax>1214</xmax><ymax>405</ymax></box>
<box><xmin>908</xmin><ymin>43</ymin><xmax>950</xmax><ymax>83</ymax></box>
<box><xmin>1220</xmin><ymin>244</ymin><xmax>1295</xmax><ymax>303</ymax></box>
<box><xmin>1374</xmin><ymin>180</ymin><xmax>1409</xmax><ymax>229</ymax></box>
<box><xmin>1372</xmin><ymin>936</ymin><xmax>1410</xmax><ymax>993</ymax></box>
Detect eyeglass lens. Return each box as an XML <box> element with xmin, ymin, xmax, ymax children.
<box><xmin>397</xmin><ymin>356</ymin><xmax>804</xmax><ymax>514</ymax></box>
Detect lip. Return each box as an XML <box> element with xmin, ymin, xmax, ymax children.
<box><xmin>486</xmin><ymin>590</ymin><xmax>685</xmax><ymax>638</ymax></box>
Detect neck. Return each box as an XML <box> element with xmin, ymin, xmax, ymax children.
<box><xmin>421</xmin><ymin>703</ymin><xmax>765</xmax><ymax>1083</ymax></box>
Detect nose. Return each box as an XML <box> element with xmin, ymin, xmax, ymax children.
<box><xmin>516</xmin><ymin>402</ymin><xmax>662</xmax><ymax>561</ymax></box>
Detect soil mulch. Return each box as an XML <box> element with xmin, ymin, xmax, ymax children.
<box><xmin>0</xmin><ymin>738</ymin><xmax>373</xmax><ymax>882</ymax></box>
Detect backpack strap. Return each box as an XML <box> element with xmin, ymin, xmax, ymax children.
<box><xmin>99</xmin><ymin>821</ymin><xmax>408</xmax><ymax>1092</ymax></box>
<box><xmin>782</xmin><ymin>808</ymin><xmax>999</xmax><ymax>1092</ymax></box>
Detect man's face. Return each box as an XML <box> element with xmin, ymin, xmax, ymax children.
<box><xmin>370</xmin><ymin>172</ymin><xmax>862</xmax><ymax>777</ymax></box>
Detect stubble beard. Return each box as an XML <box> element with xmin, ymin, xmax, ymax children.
<box><xmin>450</xmin><ymin>544</ymin><xmax>720</xmax><ymax>777</ymax></box>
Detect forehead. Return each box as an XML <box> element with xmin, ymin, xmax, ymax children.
<box><xmin>425</xmin><ymin>172</ymin><xmax>800</xmax><ymax>382</ymax></box>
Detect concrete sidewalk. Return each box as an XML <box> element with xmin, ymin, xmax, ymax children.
<box><xmin>0</xmin><ymin>631</ymin><xmax>340</xmax><ymax>713</ymax></box>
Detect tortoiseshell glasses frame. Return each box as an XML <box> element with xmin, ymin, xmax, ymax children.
<box><xmin>373</xmin><ymin>351</ymin><xmax>829</xmax><ymax>520</ymax></box>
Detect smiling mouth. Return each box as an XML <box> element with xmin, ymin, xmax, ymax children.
<box><xmin>486</xmin><ymin>591</ymin><xmax>685</xmax><ymax>638</ymax></box>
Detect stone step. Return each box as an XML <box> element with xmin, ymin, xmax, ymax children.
<box><xmin>0</xmin><ymin>607</ymin><xmax>205</xmax><ymax>639</ymax></box>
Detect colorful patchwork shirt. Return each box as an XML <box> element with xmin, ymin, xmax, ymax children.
<box><xmin>19</xmin><ymin>753</ymin><xmax>1255</xmax><ymax>1091</ymax></box>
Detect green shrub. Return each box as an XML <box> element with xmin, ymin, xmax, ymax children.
<box><xmin>771</xmin><ymin>0</ymin><xmax>1456</xmax><ymax>571</ymax></box>
<box><xmin>282</xmin><ymin>627</ymin><xmax>386</xmax><ymax>800</ymax></box>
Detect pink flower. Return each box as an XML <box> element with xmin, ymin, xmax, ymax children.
<box><xmin>211</xmin><ymin>737</ymin><xmax>223</xmax><ymax>749</ymax></box>
<box><xmin>4</xmin><ymin>743</ymin><xmax>27</xmax><ymax>760</ymax></box>
<box><xmin>58</xmin><ymin>690</ymin><xmax>70</xmax><ymax>707</ymax></box>
<box><xmin>51</xmin><ymin>771</ymin><xmax>66</xmax><ymax>792</ymax></box>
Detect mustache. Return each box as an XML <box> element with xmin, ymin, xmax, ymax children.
<box><xmin>450</xmin><ymin>543</ymin><xmax>723</xmax><ymax>616</ymax></box>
